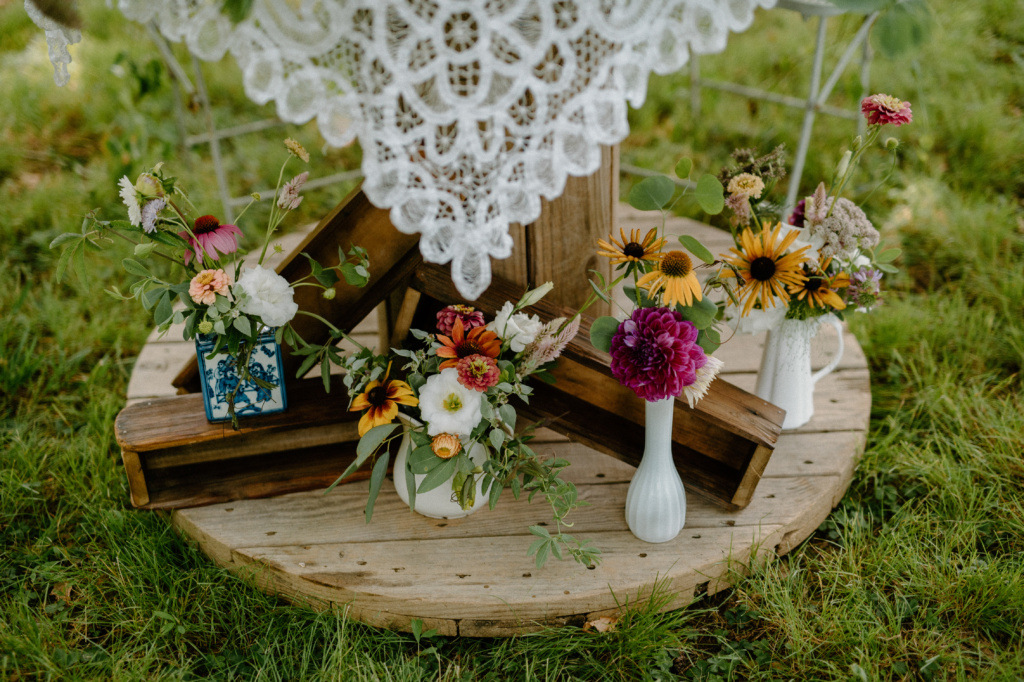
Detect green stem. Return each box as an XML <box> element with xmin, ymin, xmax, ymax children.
<box><xmin>294</xmin><ymin>310</ymin><xmax>367</xmax><ymax>352</ymax></box>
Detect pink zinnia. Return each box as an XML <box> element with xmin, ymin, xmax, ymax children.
<box><xmin>188</xmin><ymin>268</ymin><xmax>231</xmax><ymax>306</ymax></box>
<box><xmin>436</xmin><ymin>304</ymin><xmax>486</xmax><ymax>336</ymax></box>
<box><xmin>609</xmin><ymin>307</ymin><xmax>707</xmax><ymax>402</ymax></box>
<box><xmin>861</xmin><ymin>94</ymin><xmax>913</xmax><ymax>127</ymax></box>
<box><xmin>180</xmin><ymin>215</ymin><xmax>243</xmax><ymax>266</ymax></box>
<box><xmin>456</xmin><ymin>354</ymin><xmax>500</xmax><ymax>392</ymax></box>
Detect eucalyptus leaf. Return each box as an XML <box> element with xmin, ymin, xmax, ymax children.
<box><xmin>232</xmin><ymin>316</ymin><xmax>252</xmax><ymax>336</ymax></box>
<box><xmin>154</xmin><ymin>293</ymin><xmax>174</xmax><ymax>326</ymax></box>
<box><xmin>876</xmin><ymin>248</ymin><xmax>901</xmax><ymax>263</ymax></box>
<box><xmin>499</xmin><ymin>404</ymin><xmax>517</xmax><ymax>431</ymax></box>
<box><xmin>589</xmin><ymin>315</ymin><xmax>620</xmax><ymax>353</ymax></box>
<box><xmin>695</xmin><ymin>174</ymin><xmax>725</xmax><ymax>215</ymax></box>
<box><xmin>674</xmin><ymin>157</ymin><xmax>693</xmax><ymax>180</ymax></box>
<box><xmin>364</xmin><ymin>452</ymin><xmax>390</xmax><ymax>523</ymax></box>
<box><xmin>121</xmin><ymin>258</ymin><xmax>152</xmax><ymax>278</ymax></box>
<box><xmin>417</xmin><ymin>456</ymin><xmax>457</xmax><ymax>494</ymax></box>
<box><xmin>489</xmin><ymin>428</ymin><xmax>505</xmax><ymax>450</ymax></box>
<box><xmin>357</xmin><ymin>423</ymin><xmax>398</xmax><ymax>459</ymax></box>
<box><xmin>408</xmin><ymin>445</ymin><xmax>440</xmax><ymax>474</ymax></box>
<box><xmin>134</xmin><ymin>242</ymin><xmax>158</xmax><ymax>258</ymax></box>
<box><xmin>627</xmin><ymin>176</ymin><xmax>675</xmax><ymax>211</ymax></box>
<box><xmin>679</xmin><ymin>235</ymin><xmax>715</xmax><ymax>264</ymax></box>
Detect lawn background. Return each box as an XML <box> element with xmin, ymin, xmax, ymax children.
<box><xmin>1</xmin><ymin>1</ymin><xmax>1023</xmax><ymax>679</ymax></box>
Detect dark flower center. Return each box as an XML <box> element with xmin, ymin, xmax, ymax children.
<box><xmin>194</xmin><ymin>215</ymin><xmax>221</xmax><ymax>234</ymax></box>
<box><xmin>623</xmin><ymin>242</ymin><xmax>647</xmax><ymax>259</ymax></box>
<box><xmin>805</xmin><ymin>277</ymin><xmax>824</xmax><ymax>292</ymax></box>
<box><xmin>367</xmin><ymin>384</ymin><xmax>389</xmax><ymax>407</ymax></box>
<box><xmin>456</xmin><ymin>340</ymin><xmax>483</xmax><ymax>358</ymax></box>
<box><xmin>750</xmin><ymin>256</ymin><xmax>777</xmax><ymax>281</ymax></box>
<box><xmin>661</xmin><ymin>251</ymin><xmax>693</xmax><ymax>277</ymax></box>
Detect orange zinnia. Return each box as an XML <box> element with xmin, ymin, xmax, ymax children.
<box><xmin>436</xmin><ymin>317</ymin><xmax>501</xmax><ymax>369</ymax></box>
<box><xmin>348</xmin><ymin>364</ymin><xmax>419</xmax><ymax>436</ymax></box>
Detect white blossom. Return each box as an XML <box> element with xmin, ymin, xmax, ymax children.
<box><xmin>418</xmin><ymin>368</ymin><xmax>482</xmax><ymax>437</ymax></box>
<box><xmin>118</xmin><ymin>176</ymin><xmax>141</xmax><ymax>226</ymax></box>
<box><xmin>234</xmin><ymin>266</ymin><xmax>298</xmax><ymax>327</ymax></box>
<box><xmin>488</xmin><ymin>301</ymin><xmax>543</xmax><ymax>353</ymax></box>
<box><xmin>683</xmin><ymin>356</ymin><xmax>724</xmax><ymax>408</ymax></box>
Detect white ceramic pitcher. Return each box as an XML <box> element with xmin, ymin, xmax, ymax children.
<box><xmin>755</xmin><ymin>315</ymin><xmax>844</xmax><ymax>430</ymax></box>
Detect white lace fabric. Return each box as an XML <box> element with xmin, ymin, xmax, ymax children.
<box><xmin>43</xmin><ymin>0</ymin><xmax>775</xmax><ymax>299</ymax></box>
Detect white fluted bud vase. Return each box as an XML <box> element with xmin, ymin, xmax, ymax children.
<box><xmin>625</xmin><ymin>397</ymin><xmax>686</xmax><ymax>543</ymax></box>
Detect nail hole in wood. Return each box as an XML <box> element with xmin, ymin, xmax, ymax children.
<box><xmin>638</xmin><ymin>553</ymin><xmax>647</xmax><ymax>558</ymax></box>
<box><xmin>765</xmin><ymin>494</ymin><xmax>775</xmax><ymax>499</ymax></box>
<box><xmin>522</xmin><ymin>573</ymin><xmax>532</xmax><ymax>578</ymax></box>
<box><xmin>356</xmin><ymin>561</ymin><xmax>367</xmax><ymax>565</ymax></box>
<box><xmin>457</xmin><ymin>574</ymin><xmax>470</xmax><ymax>579</ymax></box>
<box><xmin>564</xmin><ymin>590</ymin><xmax>570</xmax><ymax>594</ymax></box>
<box><xmin>587</xmin><ymin>565</ymin><xmax>596</xmax><ymax>570</ymax></box>
<box><xmin>265</xmin><ymin>531</ymin><xmax>276</xmax><ymax>535</ymax></box>
<box><xmin>692</xmin><ymin>534</ymin><xmax>702</xmax><ymax>539</ymax></box>
<box><xmin>437</xmin><ymin>522</ymin><xmax>447</xmax><ymax>527</ymax></box>
<box><xmin>393</xmin><ymin>567</ymin><xmax>405</xmax><ymax>572</ymax></box>
<box><xmin>224</xmin><ymin>508</ymin><xmax>234</xmax><ymax>512</ymax></box>
<box><xmin>830</xmin><ymin>398</ymin><xmax>839</xmax><ymax>403</ymax></box>
<box><xmin>538</xmin><ymin>522</ymin><xmax>548</xmax><ymax>526</ymax></box>
<box><xmin>804</xmin><ymin>460</ymin><xmax>814</xmax><ymax>465</ymax></box>
<box><xmin>595</xmin><ymin>473</ymin><xmax>605</xmax><ymax>478</ymax></box>
<box><xmin>724</xmin><ymin>520</ymin><xmax>736</xmax><ymax>527</ymax></box>
<box><xmin>337</xmin><ymin>551</ymin><xmax>345</xmax><ymax>559</ymax></box>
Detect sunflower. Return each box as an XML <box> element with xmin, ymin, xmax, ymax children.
<box><xmin>436</xmin><ymin>317</ymin><xmax>501</xmax><ymax>369</ymax></box>
<box><xmin>348</xmin><ymin>363</ymin><xmax>419</xmax><ymax>436</ymax></box>
<box><xmin>787</xmin><ymin>258</ymin><xmax>850</xmax><ymax>310</ymax></box>
<box><xmin>597</xmin><ymin>227</ymin><xmax>667</xmax><ymax>266</ymax></box>
<box><xmin>722</xmin><ymin>224</ymin><xmax>810</xmax><ymax>315</ymax></box>
<box><xmin>637</xmin><ymin>250</ymin><xmax>703</xmax><ymax>307</ymax></box>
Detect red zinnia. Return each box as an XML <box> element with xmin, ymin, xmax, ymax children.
<box><xmin>860</xmin><ymin>94</ymin><xmax>912</xmax><ymax>127</ymax></box>
<box><xmin>456</xmin><ymin>354</ymin><xmax>500</xmax><ymax>392</ymax></box>
<box><xmin>436</xmin><ymin>304</ymin><xmax>486</xmax><ymax>336</ymax></box>
<box><xmin>181</xmin><ymin>214</ymin><xmax>243</xmax><ymax>266</ymax></box>
<box><xmin>436</xmin><ymin>317</ymin><xmax>501</xmax><ymax>370</ymax></box>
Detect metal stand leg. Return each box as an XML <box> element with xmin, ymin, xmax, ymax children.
<box><xmin>785</xmin><ymin>16</ymin><xmax>829</xmax><ymax>214</ymax></box>
<box><xmin>191</xmin><ymin>56</ymin><xmax>235</xmax><ymax>223</ymax></box>
<box><xmin>689</xmin><ymin>56</ymin><xmax>701</xmax><ymax>120</ymax></box>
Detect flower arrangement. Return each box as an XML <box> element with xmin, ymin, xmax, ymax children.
<box><xmin>333</xmin><ymin>284</ymin><xmax>603</xmax><ymax>568</ymax></box>
<box><xmin>51</xmin><ymin>139</ymin><xmax>370</xmax><ymax>426</ymax></box>
<box><xmin>718</xmin><ymin>94</ymin><xmax>910</xmax><ymax>331</ymax></box>
<box><xmin>588</xmin><ymin>159</ymin><xmax>728</xmax><ymax>405</ymax></box>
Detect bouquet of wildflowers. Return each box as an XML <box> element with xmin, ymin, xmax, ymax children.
<box><xmin>587</xmin><ymin>160</ymin><xmax>728</xmax><ymax>406</ymax></box>
<box><xmin>718</xmin><ymin>94</ymin><xmax>910</xmax><ymax>331</ymax></box>
<box><xmin>51</xmin><ymin>139</ymin><xmax>370</xmax><ymax>426</ymax></box>
<box><xmin>335</xmin><ymin>284</ymin><xmax>602</xmax><ymax>568</ymax></box>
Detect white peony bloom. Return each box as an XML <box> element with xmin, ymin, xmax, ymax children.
<box><xmin>118</xmin><ymin>176</ymin><xmax>141</xmax><ymax>226</ymax></box>
<box><xmin>235</xmin><ymin>266</ymin><xmax>299</xmax><ymax>327</ymax></box>
<box><xmin>488</xmin><ymin>301</ymin><xmax>543</xmax><ymax>353</ymax></box>
<box><xmin>418</xmin><ymin>368</ymin><xmax>483</xmax><ymax>437</ymax></box>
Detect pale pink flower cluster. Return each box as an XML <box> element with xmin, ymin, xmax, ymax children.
<box><xmin>802</xmin><ymin>183</ymin><xmax>880</xmax><ymax>260</ymax></box>
<box><xmin>189</xmin><ymin>269</ymin><xmax>232</xmax><ymax>306</ymax></box>
<box><xmin>278</xmin><ymin>172</ymin><xmax>309</xmax><ymax>210</ymax></box>
<box><xmin>519</xmin><ymin>316</ymin><xmax>580</xmax><ymax>374</ymax></box>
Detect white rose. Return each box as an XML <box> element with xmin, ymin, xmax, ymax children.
<box><xmin>488</xmin><ymin>301</ymin><xmax>543</xmax><ymax>353</ymax></box>
<box><xmin>234</xmin><ymin>266</ymin><xmax>298</xmax><ymax>327</ymax></box>
<box><xmin>418</xmin><ymin>368</ymin><xmax>483</xmax><ymax>437</ymax></box>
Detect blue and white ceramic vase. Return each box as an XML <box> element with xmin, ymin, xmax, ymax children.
<box><xmin>195</xmin><ymin>328</ymin><xmax>288</xmax><ymax>422</ymax></box>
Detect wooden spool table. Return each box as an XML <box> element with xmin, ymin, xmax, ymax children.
<box><xmin>126</xmin><ymin>206</ymin><xmax>870</xmax><ymax>638</ymax></box>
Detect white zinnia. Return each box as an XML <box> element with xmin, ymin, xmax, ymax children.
<box><xmin>488</xmin><ymin>301</ymin><xmax>543</xmax><ymax>353</ymax></box>
<box><xmin>418</xmin><ymin>368</ymin><xmax>482</xmax><ymax>437</ymax></box>
<box><xmin>234</xmin><ymin>266</ymin><xmax>298</xmax><ymax>327</ymax></box>
<box><xmin>118</xmin><ymin>176</ymin><xmax>141</xmax><ymax>226</ymax></box>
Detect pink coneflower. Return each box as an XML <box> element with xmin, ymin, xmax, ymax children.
<box><xmin>861</xmin><ymin>94</ymin><xmax>913</xmax><ymax>127</ymax></box>
<box><xmin>436</xmin><ymin>304</ymin><xmax>486</xmax><ymax>336</ymax></box>
<box><xmin>456</xmin><ymin>354</ymin><xmax>500</xmax><ymax>392</ymax></box>
<box><xmin>181</xmin><ymin>215</ymin><xmax>243</xmax><ymax>266</ymax></box>
<box><xmin>609</xmin><ymin>307</ymin><xmax>707</xmax><ymax>402</ymax></box>
<box><xmin>188</xmin><ymin>269</ymin><xmax>232</xmax><ymax>306</ymax></box>
<box><xmin>277</xmin><ymin>171</ymin><xmax>309</xmax><ymax>210</ymax></box>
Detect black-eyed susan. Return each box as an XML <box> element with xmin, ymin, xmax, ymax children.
<box><xmin>637</xmin><ymin>250</ymin><xmax>703</xmax><ymax>307</ymax></box>
<box><xmin>722</xmin><ymin>224</ymin><xmax>810</xmax><ymax>315</ymax></box>
<box><xmin>348</xmin><ymin>364</ymin><xmax>419</xmax><ymax>436</ymax></box>
<box><xmin>787</xmin><ymin>259</ymin><xmax>850</xmax><ymax>311</ymax></box>
<box><xmin>597</xmin><ymin>227</ymin><xmax>667</xmax><ymax>267</ymax></box>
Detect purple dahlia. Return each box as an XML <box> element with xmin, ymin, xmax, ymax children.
<box><xmin>610</xmin><ymin>307</ymin><xmax>708</xmax><ymax>402</ymax></box>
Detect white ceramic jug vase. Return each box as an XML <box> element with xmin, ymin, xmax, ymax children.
<box><xmin>755</xmin><ymin>315</ymin><xmax>844</xmax><ymax>430</ymax></box>
<box><xmin>625</xmin><ymin>397</ymin><xmax>686</xmax><ymax>543</ymax></box>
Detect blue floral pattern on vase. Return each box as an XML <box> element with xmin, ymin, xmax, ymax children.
<box><xmin>195</xmin><ymin>328</ymin><xmax>288</xmax><ymax>422</ymax></box>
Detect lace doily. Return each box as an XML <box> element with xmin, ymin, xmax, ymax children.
<box><xmin>48</xmin><ymin>0</ymin><xmax>776</xmax><ymax>298</ymax></box>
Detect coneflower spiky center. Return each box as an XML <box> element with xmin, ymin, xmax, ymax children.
<box><xmin>660</xmin><ymin>251</ymin><xmax>693</xmax><ymax>277</ymax></box>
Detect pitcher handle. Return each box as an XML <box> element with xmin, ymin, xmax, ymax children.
<box><xmin>811</xmin><ymin>316</ymin><xmax>844</xmax><ymax>385</ymax></box>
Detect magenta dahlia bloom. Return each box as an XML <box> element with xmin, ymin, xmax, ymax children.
<box><xmin>181</xmin><ymin>214</ymin><xmax>243</xmax><ymax>266</ymax></box>
<box><xmin>436</xmin><ymin>304</ymin><xmax>486</xmax><ymax>336</ymax></box>
<box><xmin>610</xmin><ymin>307</ymin><xmax>708</xmax><ymax>402</ymax></box>
<box><xmin>861</xmin><ymin>94</ymin><xmax>913</xmax><ymax>127</ymax></box>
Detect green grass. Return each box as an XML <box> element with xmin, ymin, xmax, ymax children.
<box><xmin>2</xmin><ymin>0</ymin><xmax>1023</xmax><ymax>679</ymax></box>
